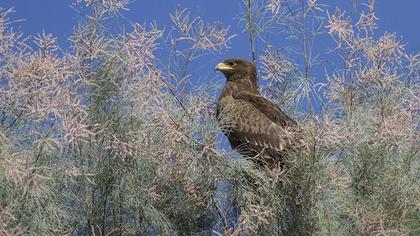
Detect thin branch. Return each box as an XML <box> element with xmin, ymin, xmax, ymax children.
<box><xmin>246</xmin><ymin>0</ymin><xmax>256</xmax><ymax>63</ymax></box>
<box><xmin>3</xmin><ymin>110</ymin><xmax>24</xmax><ymax>131</ymax></box>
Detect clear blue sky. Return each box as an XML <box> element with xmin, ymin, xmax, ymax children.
<box><xmin>2</xmin><ymin>0</ymin><xmax>419</xmax><ymax>89</ymax></box>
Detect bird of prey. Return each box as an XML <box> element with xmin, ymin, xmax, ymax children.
<box><xmin>215</xmin><ymin>58</ymin><xmax>297</xmax><ymax>169</ymax></box>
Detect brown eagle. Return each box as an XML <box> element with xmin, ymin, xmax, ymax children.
<box><xmin>215</xmin><ymin>58</ymin><xmax>297</xmax><ymax>168</ymax></box>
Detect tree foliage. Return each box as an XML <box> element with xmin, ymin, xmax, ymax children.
<box><xmin>0</xmin><ymin>0</ymin><xmax>418</xmax><ymax>235</ymax></box>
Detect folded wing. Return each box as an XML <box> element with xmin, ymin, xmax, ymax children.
<box><xmin>218</xmin><ymin>92</ymin><xmax>297</xmax><ymax>164</ymax></box>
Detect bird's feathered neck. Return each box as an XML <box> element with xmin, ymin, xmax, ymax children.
<box><xmin>222</xmin><ymin>75</ymin><xmax>260</xmax><ymax>97</ymax></box>
<box><xmin>225</xmin><ymin>69</ymin><xmax>258</xmax><ymax>89</ymax></box>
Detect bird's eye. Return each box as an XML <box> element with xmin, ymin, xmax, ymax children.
<box><xmin>229</xmin><ymin>62</ymin><xmax>237</xmax><ymax>66</ymax></box>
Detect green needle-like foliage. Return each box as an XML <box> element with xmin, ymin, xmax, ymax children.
<box><xmin>0</xmin><ymin>1</ymin><xmax>418</xmax><ymax>235</ymax></box>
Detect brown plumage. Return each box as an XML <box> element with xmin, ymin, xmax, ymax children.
<box><xmin>215</xmin><ymin>58</ymin><xmax>297</xmax><ymax>168</ymax></box>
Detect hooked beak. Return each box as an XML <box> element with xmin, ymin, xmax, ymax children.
<box><xmin>215</xmin><ymin>62</ymin><xmax>233</xmax><ymax>71</ymax></box>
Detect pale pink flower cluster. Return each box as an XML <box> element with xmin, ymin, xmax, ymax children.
<box><xmin>356</xmin><ymin>12</ymin><xmax>378</xmax><ymax>32</ymax></box>
<box><xmin>76</xmin><ymin>0</ymin><xmax>128</xmax><ymax>14</ymax></box>
<box><xmin>267</xmin><ymin>0</ymin><xmax>281</xmax><ymax>15</ymax></box>
<box><xmin>365</xmin><ymin>33</ymin><xmax>404</xmax><ymax>61</ymax></box>
<box><xmin>0</xmin><ymin>1</ymin><xmax>417</xmax><ymax>234</ymax></box>
<box><xmin>260</xmin><ymin>48</ymin><xmax>295</xmax><ymax>84</ymax></box>
<box><xmin>4</xmin><ymin>151</ymin><xmax>50</xmax><ymax>194</ymax></box>
<box><xmin>308</xmin><ymin>0</ymin><xmax>321</xmax><ymax>11</ymax></box>
<box><xmin>170</xmin><ymin>8</ymin><xmax>234</xmax><ymax>52</ymax></box>
<box><xmin>61</xmin><ymin>113</ymin><xmax>92</xmax><ymax>145</ymax></box>
<box><xmin>326</xmin><ymin>9</ymin><xmax>353</xmax><ymax>44</ymax></box>
<box><xmin>123</xmin><ymin>23</ymin><xmax>163</xmax><ymax>71</ymax></box>
<box><xmin>239</xmin><ymin>204</ymin><xmax>274</xmax><ymax>234</ymax></box>
<box><xmin>377</xmin><ymin>108</ymin><xmax>416</xmax><ymax>149</ymax></box>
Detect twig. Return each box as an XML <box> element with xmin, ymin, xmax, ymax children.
<box><xmin>246</xmin><ymin>0</ymin><xmax>256</xmax><ymax>63</ymax></box>
<box><xmin>3</xmin><ymin>110</ymin><xmax>24</xmax><ymax>131</ymax></box>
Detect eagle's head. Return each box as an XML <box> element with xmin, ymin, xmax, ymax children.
<box><xmin>215</xmin><ymin>58</ymin><xmax>256</xmax><ymax>81</ymax></box>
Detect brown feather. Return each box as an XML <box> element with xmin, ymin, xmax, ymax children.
<box><xmin>216</xmin><ymin>58</ymin><xmax>297</xmax><ymax>168</ymax></box>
